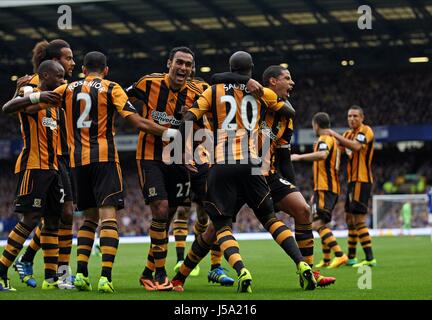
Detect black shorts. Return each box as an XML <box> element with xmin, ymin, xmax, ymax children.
<box><xmin>345</xmin><ymin>182</ymin><xmax>372</xmax><ymax>214</ymax></box>
<box><xmin>313</xmin><ymin>190</ymin><xmax>338</xmax><ymax>223</ymax></box>
<box><xmin>189</xmin><ymin>163</ymin><xmax>209</xmax><ymax>204</ymax></box>
<box><xmin>204</xmin><ymin>164</ymin><xmax>273</xmax><ymax>220</ymax></box>
<box><xmin>72</xmin><ymin>162</ymin><xmax>124</xmax><ymax>211</ymax></box>
<box><xmin>137</xmin><ymin>160</ymin><xmax>190</xmax><ymax>207</ymax></box>
<box><xmin>265</xmin><ymin>172</ymin><xmax>299</xmax><ymax>204</ymax></box>
<box><xmin>58</xmin><ymin>155</ymin><xmax>75</xmax><ymax>203</ymax></box>
<box><xmin>14</xmin><ymin>169</ymin><xmax>63</xmax><ymax>218</ymax></box>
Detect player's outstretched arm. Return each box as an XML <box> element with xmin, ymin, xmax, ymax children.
<box><xmin>2</xmin><ymin>91</ymin><xmax>61</xmax><ymax>114</ymax></box>
<box><xmin>125</xmin><ymin>113</ymin><xmax>175</xmax><ymax>137</ymax></box>
<box><xmin>291</xmin><ymin>150</ymin><xmax>328</xmax><ymax>162</ymax></box>
<box><xmin>211</xmin><ymin>72</ymin><xmax>263</xmax><ymax>98</ymax></box>
<box><xmin>320</xmin><ymin>129</ymin><xmax>362</xmax><ymax>151</ymax></box>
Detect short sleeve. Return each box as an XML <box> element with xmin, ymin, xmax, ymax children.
<box><xmin>54</xmin><ymin>83</ymin><xmax>67</xmax><ymax>96</ymax></box>
<box><xmin>112</xmin><ymin>84</ymin><xmax>137</xmax><ymax>118</ymax></box>
<box><xmin>317</xmin><ymin>137</ymin><xmax>330</xmax><ymax>152</ymax></box>
<box><xmin>262</xmin><ymin>88</ymin><xmax>285</xmax><ymax>112</ymax></box>
<box><xmin>189</xmin><ymin>87</ymin><xmax>212</xmax><ymax>120</ymax></box>
<box><xmin>126</xmin><ymin>77</ymin><xmax>149</xmax><ymax>101</ymax></box>
<box><xmin>356</xmin><ymin>127</ymin><xmax>374</xmax><ymax>146</ymax></box>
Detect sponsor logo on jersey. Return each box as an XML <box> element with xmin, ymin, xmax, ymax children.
<box><xmin>42</xmin><ymin>117</ymin><xmax>58</xmax><ymax>130</ymax></box>
<box><xmin>152</xmin><ymin>111</ymin><xmax>181</xmax><ymax>126</ymax></box>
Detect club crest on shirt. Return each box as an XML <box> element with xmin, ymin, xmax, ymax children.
<box><xmin>33</xmin><ymin>198</ymin><xmax>42</xmax><ymax>208</ymax></box>
<box><xmin>148</xmin><ymin>187</ymin><xmax>157</xmax><ymax>197</ymax></box>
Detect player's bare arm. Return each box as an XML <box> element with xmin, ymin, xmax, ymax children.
<box><xmin>320</xmin><ymin>128</ymin><xmax>362</xmax><ymax>151</ymax></box>
<box><xmin>211</xmin><ymin>72</ymin><xmax>263</xmax><ymax>98</ymax></box>
<box><xmin>291</xmin><ymin>150</ymin><xmax>328</xmax><ymax>162</ymax></box>
<box><xmin>2</xmin><ymin>91</ymin><xmax>61</xmax><ymax>114</ymax></box>
<box><xmin>178</xmin><ymin>111</ymin><xmax>199</xmax><ymax>172</ymax></box>
<box><xmin>125</xmin><ymin>113</ymin><xmax>175</xmax><ymax>137</ymax></box>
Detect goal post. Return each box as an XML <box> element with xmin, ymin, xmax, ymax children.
<box><xmin>372</xmin><ymin>194</ymin><xmax>429</xmax><ymax>229</ymax></box>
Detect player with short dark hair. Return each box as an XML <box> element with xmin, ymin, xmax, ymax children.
<box><xmin>13</xmin><ymin>39</ymin><xmax>76</xmax><ymax>289</ymax></box>
<box><xmin>213</xmin><ymin>65</ymin><xmax>334</xmax><ymax>287</ymax></box>
<box><xmin>126</xmin><ymin>46</ymin><xmax>204</xmax><ymax>291</ymax></box>
<box><xmin>171</xmin><ymin>51</ymin><xmax>316</xmax><ymax>293</ymax></box>
<box><xmin>320</xmin><ymin>106</ymin><xmax>376</xmax><ymax>267</ymax></box>
<box><xmin>291</xmin><ymin>112</ymin><xmax>348</xmax><ymax>269</ymax></box>
<box><xmin>54</xmin><ymin>51</ymin><xmax>171</xmax><ymax>293</ymax></box>
<box><xmin>0</xmin><ymin>60</ymin><xmax>66</xmax><ymax>291</ymax></box>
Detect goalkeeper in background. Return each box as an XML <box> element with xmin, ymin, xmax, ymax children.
<box><xmin>400</xmin><ymin>201</ymin><xmax>412</xmax><ymax>235</ymax></box>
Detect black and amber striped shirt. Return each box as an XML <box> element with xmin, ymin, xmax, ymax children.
<box><xmin>54</xmin><ymin>75</ymin><xmax>136</xmax><ymax>168</ymax></box>
<box><xmin>259</xmin><ymin>104</ymin><xmax>294</xmax><ymax>173</ymax></box>
<box><xmin>127</xmin><ymin>73</ymin><xmax>203</xmax><ymax>161</ymax></box>
<box><xmin>190</xmin><ymin>85</ymin><xmax>284</xmax><ymax>163</ymax></box>
<box><xmin>190</xmin><ymin>78</ymin><xmax>209</xmax><ymax>93</ymax></box>
<box><xmin>15</xmin><ymin>88</ymin><xmax>59</xmax><ymax>173</ymax></box>
<box><xmin>313</xmin><ymin>135</ymin><xmax>340</xmax><ymax>193</ymax></box>
<box><xmin>342</xmin><ymin>124</ymin><xmax>374</xmax><ymax>183</ymax></box>
<box><xmin>23</xmin><ymin>74</ymin><xmax>69</xmax><ymax>157</ymax></box>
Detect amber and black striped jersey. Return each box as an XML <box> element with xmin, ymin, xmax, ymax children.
<box><xmin>23</xmin><ymin>74</ymin><xmax>69</xmax><ymax>157</ymax></box>
<box><xmin>259</xmin><ymin>103</ymin><xmax>294</xmax><ymax>173</ymax></box>
<box><xmin>313</xmin><ymin>135</ymin><xmax>340</xmax><ymax>193</ymax></box>
<box><xmin>28</xmin><ymin>74</ymin><xmax>40</xmax><ymax>87</ymax></box>
<box><xmin>15</xmin><ymin>88</ymin><xmax>59</xmax><ymax>173</ymax></box>
<box><xmin>342</xmin><ymin>124</ymin><xmax>374</xmax><ymax>183</ymax></box>
<box><xmin>190</xmin><ymin>78</ymin><xmax>209</xmax><ymax>93</ymax></box>
<box><xmin>54</xmin><ymin>75</ymin><xmax>136</xmax><ymax>168</ymax></box>
<box><xmin>190</xmin><ymin>85</ymin><xmax>285</xmax><ymax>163</ymax></box>
<box><xmin>127</xmin><ymin>73</ymin><xmax>203</xmax><ymax>161</ymax></box>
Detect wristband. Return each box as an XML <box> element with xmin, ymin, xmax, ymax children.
<box><xmin>29</xmin><ymin>92</ymin><xmax>40</xmax><ymax>104</ymax></box>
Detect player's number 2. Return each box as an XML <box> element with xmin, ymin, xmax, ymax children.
<box><xmin>76</xmin><ymin>92</ymin><xmax>92</xmax><ymax>129</ymax></box>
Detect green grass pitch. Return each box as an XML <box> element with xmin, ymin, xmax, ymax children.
<box><xmin>1</xmin><ymin>236</ymin><xmax>431</xmax><ymax>300</ymax></box>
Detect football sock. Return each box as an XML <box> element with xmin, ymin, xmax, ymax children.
<box><xmin>216</xmin><ymin>226</ymin><xmax>245</xmax><ymax>276</ymax></box>
<box><xmin>40</xmin><ymin>227</ymin><xmax>59</xmax><ymax>280</ymax></box>
<box><xmin>294</xmin><ymin>223</ymin><xmax>314</xmax><ymax>266</ymax></box>
<box><xmin>100</xmin><ymin>219</ymin><xmax>119</xmax><ymax>282</ymax></box>
<box><xmin>21</xmin><ymin>223</ymin><xmax>42</xmax><ymax>263</ymax></box>
<box><xmin>173</xmin><ymin>219</ymin><xmax>188</xmax><ymax>262</ymax></box>
<box><xmin>77</xmin><ymin>220</ymin><xmax>98</xmax><ymax>277</ymax></box>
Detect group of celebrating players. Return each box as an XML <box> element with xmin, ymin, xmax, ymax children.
<box><xmin>0</xmin><ymin>38</ymin><xmax>376</xmax><ymax>294</ymax></box>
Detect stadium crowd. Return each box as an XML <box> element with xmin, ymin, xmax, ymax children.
<box><xmin>1</xmin><ymin>69</ymin><xmax>431</xmax><ymax>139</ymax></box>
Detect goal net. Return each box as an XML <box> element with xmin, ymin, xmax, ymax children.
<box><xmin>372</xmin><ymin>194</ymin><xmax>429</xmax><ymax>229</ymax></box>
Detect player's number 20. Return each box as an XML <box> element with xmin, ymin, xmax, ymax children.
<box><xmin>220</xmin><ymin>95</ymin><xmax>258</xmax><ymax>131</ymax></box>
